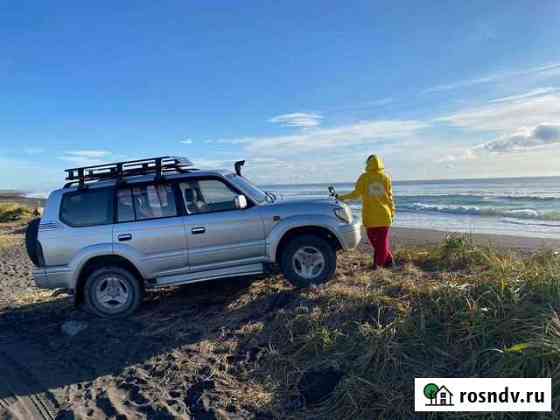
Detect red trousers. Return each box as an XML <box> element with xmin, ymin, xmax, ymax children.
<box><xmin>366</xmin><ymin>227</ymin><xmax>393</xmax><ymax>268</ymax></box>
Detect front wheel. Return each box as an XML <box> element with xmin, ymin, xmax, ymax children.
<box><xmin>84</xmin><ymin>266</ymin><xmax>143</xmax><ymax>318</ymax></box>
<box><xmin>280</xmin><ymin>235</ymin><xmax>337</xmax><ymax>288</ymax></box>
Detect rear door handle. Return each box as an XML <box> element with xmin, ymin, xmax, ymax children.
<box><xmin>118</xmin><ymin>233</ymin><xmax>132</xmax><ymax>241</ymax></box>
<box><xmin>191</xmin><ymin>227</ymin><xmax>206</xmax><ymax>235</ymax></box>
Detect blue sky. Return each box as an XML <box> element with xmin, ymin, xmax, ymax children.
<box><xmin>2</xmin><ymin>1</ymin><xmax>560</xmax><ymax>192</ymax></box>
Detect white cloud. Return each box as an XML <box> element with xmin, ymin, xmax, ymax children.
<box><xmin>194</xmin><ymin>157</ymin><xmax>247</xmax><ymax>169</ymax></box>
<box><xmin>193</xmin><ymin>118</ymin><xmax>428</xmax><ymax>183</ymax></box>
<box><xmin>478</xmin><ymin>123</ymin><xmax>560</xmax><ymax>153</ymax></box>
<box><xmin>423</xmin><ymin>62</ymin><xmax>560</xmax><ymax>94</ymax></box>
<box><xmin>194</xmin><ymin>156</ymin><xmax>285</xmax><ymax>170</ymax></box>
<box><xmin>254</xmin><ymin>120</ymin><xmax>426</xmax><ymax>154</ymax></box>
<box><xmin>58</xmin><ymin>150</ymin><xmax>112</xmax><ymax>166</ymax></box>
<box><xmin>488</xmin><ymin>87</ymin><xmax>558</xmax><ymax>103</ymax></box>
<box><xmin>211</xmin><ymin>137</ymin><xmax>254</xmax><ymax>145</ymax></box>
<box><xmin>180</xmin><ymin>138</ymin><xmax>193</xmax><ymax>144</ymax></box>
<box><xmin>269</xmin><ymin>112</ymin><xmax>323</xmax><ymax>128</ymax></box>
<box><xmin>210</xmin><ymin>119</ymin><xmax>427</xmax><ymax>158</ymax></box>
<box><xmin>436</xmin><ymin>149</ymin><xmax>477</xmax><ymax>163</ymax></box>
<box><xmin>537</xmin><ymin>66</ymin><xmax>560</xmax><ymax>79</ymax></box>
<box><xmin>439</xmin><ymin>122</ymin><xmax>560</xmax><ymax>164</ymax></box>
<box><xmin>423</xmin><ymin>75</ymin><xmax>497</xmax><ymax>94</ymax></box>
<box><xmin>430</xmin><ymin>91</ymin><xmax>560</xmax><ymax>164</ymax></box>
<box><xmin>437</xmin><ymin>93</ymin><xmax>560</xmax><ymax>131</ymax></box>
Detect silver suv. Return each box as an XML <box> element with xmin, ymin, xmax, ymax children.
<box><xmin>27</xmin><ymin>157</ymin><xmax>361</xmax><ymax>317</ymax></box>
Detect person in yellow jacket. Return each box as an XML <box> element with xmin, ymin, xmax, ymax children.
<box><xmin>337</xmin><ymin>155</ymin><xmax>395</xmax><ymax>268</ymax></box>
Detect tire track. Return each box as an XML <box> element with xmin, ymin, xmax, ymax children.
<box><xmin>0</xmin><ymin>340</ymin><xmax>58</xmax><ymax>420</ymax></box>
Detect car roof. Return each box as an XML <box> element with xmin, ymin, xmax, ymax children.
<box><xmin>57</xmin><ymin>169</ymin><xmax>234</xmax><ymax>194</ymax></box>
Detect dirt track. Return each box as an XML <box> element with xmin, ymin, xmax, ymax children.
<box><xmin>0</xmin><ymin>230</ymin><xmax>286</xmax><ymax>419</ymax></box>
<box><xmin>0</xmin><ymin>339</ymin><xmax>58</xmax><ymax>419</ymax></box>
<box><xmin>0</xmin><ymin>227</ymin><xmax>58</xmax><ymax>419</ymax></box>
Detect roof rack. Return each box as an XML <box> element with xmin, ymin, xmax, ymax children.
<box><xmin>64</xmin><ymin>156</ymin><xmax>196</xmax><ymax>188</ymax></box>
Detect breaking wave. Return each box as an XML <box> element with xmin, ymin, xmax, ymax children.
<box><xmin>398</xmin><ymin>202</ymin><xmax>560</xmax><ymax>221</ymax></box>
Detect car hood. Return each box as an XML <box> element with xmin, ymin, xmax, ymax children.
<box><xmin>264</xmin><ymin>197</ymin><xmax>340</xmax><ymax>215</ymax></box>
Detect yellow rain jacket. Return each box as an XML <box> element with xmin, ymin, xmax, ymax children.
<box><xmin>338</xmin><ymin>156</ymin><xmax>395</xmax><ymax>227</ymax></box>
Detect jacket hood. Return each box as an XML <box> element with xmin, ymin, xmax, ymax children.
<box><xmin>366</xmin><ymin>155</ymin><xmax>384</xmax><ymax>172</ymax></box>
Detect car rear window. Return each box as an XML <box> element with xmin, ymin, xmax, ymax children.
<box><xmin>60</xmin><ymin>188</ymin><xmax>114</xmax><ymax>227</ymax></box>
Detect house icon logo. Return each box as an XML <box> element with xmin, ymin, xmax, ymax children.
<box><xmin>423</xmin><ymin>383</ymin><xmax>454</xmax><ymax>406</ymax></box>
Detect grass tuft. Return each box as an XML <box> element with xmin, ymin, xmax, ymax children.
<box><xmin>0</xmin><ymin>202</ymin><xmax>34</xmax><ymax>223</ymax></box>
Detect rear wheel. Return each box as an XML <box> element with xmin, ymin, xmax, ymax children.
<box><xmin>280</xmin><ymin>235</ymin><xmax>337</xmax><ymax>288</ymax></box>
<box><xmin>84</xmin><ymin>266</ymin><xmax>143</xmax><ymax>318</ymax></box>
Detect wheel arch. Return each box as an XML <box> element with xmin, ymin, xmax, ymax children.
<box><xmin>274</xmin><ymin>225</ymin><xmax>342</xmax><ymax>264</ymax></box>
<box><xmin>74</xmin><ymin>254</ymin><xmax>144</xmax><ymax>306</ymax></box>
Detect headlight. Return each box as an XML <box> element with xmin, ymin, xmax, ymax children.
<box><xmin>334</xmin><ymin>205</ymin><xmax>352</xmax><ymax>224</ymax></box>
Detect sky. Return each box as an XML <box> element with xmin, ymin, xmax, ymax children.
<box><xmin>2</xmin><ymin>1</ymin><xmax>560</xmax><ymax>192</ymax></box>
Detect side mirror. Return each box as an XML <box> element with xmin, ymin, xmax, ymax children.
<box><xmin>234</xmin><ymin>194</ymin><xmax>248</xmax><ymax>209</ymax></box>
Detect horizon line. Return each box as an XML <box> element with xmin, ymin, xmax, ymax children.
<box><xmin>259</xmin><ymin>174</ymin><xmax>560</xmax><ymax>187</ymax></box>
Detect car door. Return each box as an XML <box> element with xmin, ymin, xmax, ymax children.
<box><xmin>179</xmin><ymin>177</ymin><xmax>266</xmax><ymax>271</ymax></box>
<box><xmin>113</xmin><ymin>182</ymin><xmax>188</xmax><ymax>279</ymax></box>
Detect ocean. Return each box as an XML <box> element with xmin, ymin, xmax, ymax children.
<box><xmin>262</xmin><ymin>177</ymin><xmax>560</xmax><ymax>240</ymax></box>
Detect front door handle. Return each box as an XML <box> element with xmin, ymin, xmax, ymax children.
<box><xmin>118</xmin><ymin>233</ymin><xmax>132</xmax><ymax>241</ymax></box>
<box><xmin>191</xmin><ymin>227</ymin><xmax>206</xmax><ymax>235</ymax></box>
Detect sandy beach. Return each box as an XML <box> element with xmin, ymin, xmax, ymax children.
<box><xmin>0</xmin><ymin>222</ymin><xmax>558</xmax><ymax>419</ymax></box>
<box><xmin>391</xmin><ymin>227</ymin><xmax>560</xmax><ymax>251</ymax></box>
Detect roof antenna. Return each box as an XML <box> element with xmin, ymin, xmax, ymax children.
<box><xmin>234</xmin><ymin>160</ymin><xmax>245</xmax><ymax>176</ymax></box>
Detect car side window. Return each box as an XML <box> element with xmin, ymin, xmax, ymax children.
<box><xmin>117</xmin><ymin>189</ymin><xmax>135</xmax><ymax>222</ymax></box>
<box><xmin>179</xmin><ymin>179</ymin><xmax>238</xmax><ymax>214</ymax></box>
<box><xmin>60</xmin><ymin>188</ymin><xmax>114</xmax><ymax>227</ymax></box>
<box><xmin>117</xmin><ymin>183</ymin><xmax>177</xmax><ymax>222</ymax></box>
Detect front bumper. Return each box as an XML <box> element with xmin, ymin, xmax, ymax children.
<box><xmin>337</xmin><ymin>222</ymin><xmax>362</xmax><ymax>250</ymax></box>
<box><xmin>32</xmin><ymin>266</ymin><xmax>73</xmax><ymax>289</ymax></box>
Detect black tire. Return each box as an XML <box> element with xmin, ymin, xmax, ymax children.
<box><xmin>25</xmin><ymin>218</ymin><xmax>41</xmax><ymax>266</ymax></box>
<box><xmin>280</xmin><ymin>235</ymin><xmax>337</xmax><ymax>288</ymax></box>
<box><xmin>84</xmin><ymin>266</ymin><xmax>143</xmax><ymax>318</ymax></box>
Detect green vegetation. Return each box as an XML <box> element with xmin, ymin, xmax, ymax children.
<box><xmin>0</xmin><ymin>202</ymin><xmax>34</xmax><ymax>223</ymax></box>
<box><xmin>244</xmin><ymin>235</ymin><xmax>560</xmax><ymax>419</ymax></box>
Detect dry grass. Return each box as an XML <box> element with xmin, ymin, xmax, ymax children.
<box><xmin>0</xmin><ymin>234</ymin><xmax>19</xmax><ymax>250</ymax></box>
<box><xmin>238</xmin><ymin>235</ymin><xmax>560</xmax><ymax>419</ymax></box>
<box><xmin>0</xmin><ymin>202</ymin><xmax>34</xmax><ymax>223</ymax></box>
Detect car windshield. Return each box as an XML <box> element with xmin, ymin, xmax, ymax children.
<box><xmin>227</xmin><ymin>174</ymin><xmax>268</xmax><ymax>203</ymax></box>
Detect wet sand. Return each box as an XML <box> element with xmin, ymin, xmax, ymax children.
<box><xmin>391</xmin><ymin>227</ymin><xmax>560</xmax><ymax>251</ymax></box>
